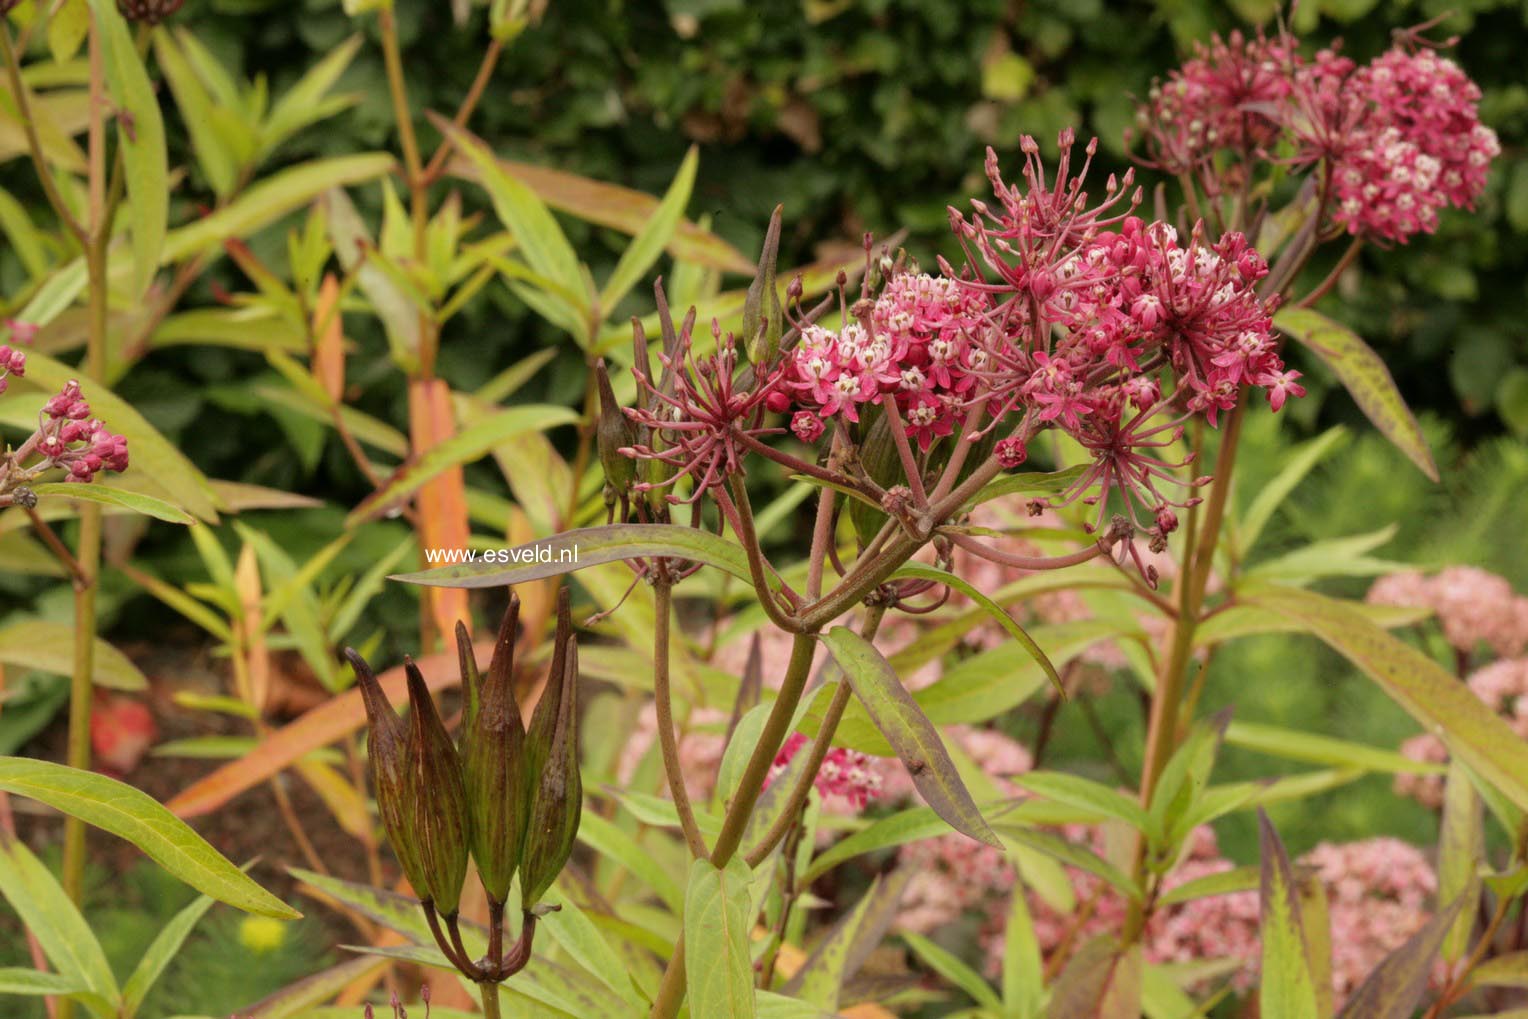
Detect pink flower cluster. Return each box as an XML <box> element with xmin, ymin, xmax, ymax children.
<box><xmin>780</xmin><ymin>273</ymin><xmax>991</xmax><ymax>451</ymax></box>
<box><xmin>1368</xmin><ymin>567</ymin><xmax>1528</xmax><ymax>659</ymax></box>
<box><xmin>943</xmin><ymin>135</ymin><xmax>1296</xmax><ymax>533</ymax></box>
<box><xmin>1137</xmin><ymin>30</ymin><xmax>1297</xmax><ymax>177</ymax></box>
<box><xmin>0</xmin><ymin>319</ymin><xmax>31</xmax><ymax>395</ymax></box>
<box><xmin>897</xmin><ymin>823</ymin><xmax>1435</xmax><ymax>1008</ymax></box>
<box><xmin>1140</xmin><ymin>27</ymin><xmax>1498</xmax><ymax>244</ymax></box>
<box><xmin>1324</xmin><ymin>47</ymin><xmax>1499</xmax><ymax>242</ymax></box>
<box><xmin>766</xmin><ymin>732</ymin><xmax>882</xmax><ymax>811</ymax></box>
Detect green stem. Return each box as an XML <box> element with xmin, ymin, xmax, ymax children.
<box><xmin>653</xmin><ymin>576</ymin><xmax>708</xmax><ymax>857</ymax></box>
<box><xmin>478</xmin><ymin>981</ymin><xmax>503</xmax><ymax>1019</ymax></box>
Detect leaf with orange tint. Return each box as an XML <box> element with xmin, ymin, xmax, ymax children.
<box><xmin>408</xmin><ymin>378</ymin><xmax>472</xmax><ymax>643</ymax></box>
<box><xmin>234</xmin><ymin>542</ymin><xmax>268</xmax><ymax>714</ymax></box>
<box><xmin>166</xmin><ymin>640</ymin><xmax>493</xmax><ymax>820</ymax></box>
<box><xmin>293</xmin><ymin>760</ymin><xmax>370</xmax><ymax>840</ymax></box>
<box><xmin>312</xmin><ymin>273</ymin><xmax>346</xmax><ymax>402</ymax></box>
<box><xmin>447</xmin><ymin>150</ymin><xmax>752</xmax><ymax>276</ymax></box>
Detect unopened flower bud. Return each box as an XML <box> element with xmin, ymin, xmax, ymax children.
<box><xmin>742</xmin><ymin>206</ymin><xmax>785</xmax><ymax>367</ymax></box>
<box><xmin>463</xmin><ymin>594</ymin><xmax>530</xmax><ymax>905</ymax></box>
<box><xmin>346</xmin><ymin>649</ymin><xmax>427</xmax><ymax>903</ymax></box>
<box><xmin>519</xmin><ymin>590</ymin><xmax>582</xmax><ymax>907</ymax></box>
<box><xmin>594</xmin><ymin>359</ymin><xmax>637</xmax><ymax>496</ymax></box>
<box><xmin>116</xmin><ymin>0</ymin><xmax>185</xmax><ymax>22</ymax></box>
<box><xmin>404</xmin><ymin>659</ymin><xmax>470</xmax><ymax>915</ymax></box>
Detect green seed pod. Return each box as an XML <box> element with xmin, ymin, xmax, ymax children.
<box><xmin>463</xmin><ymin>594</ymin><xmax>529</xmax><ymax>906</ymax></box>
<box><xmin>346</xmin><ymin>648</ymin><xmax>427</xmax><ymax>902</ymax></box>
<box><xmin>742</xmin><ymin>205</ymin><xmax>784</xmax><ymax>367</ymax></box>
<box><xmin>594</xmin><ymin>359</ymin><xmax>637</xmax><ymax>496</ymax></box>
<box><xmin>404</xmin><ymin>660</ymin><xmax>471</xmax><ymax>915</ymax></box>
<box><xmin>519</xmin><ymin>590</ymin><xmax>582</xmax><ymax>907</ymax></box>
<box><xmin>455</xmin><ymin>620</ymin><xmax>482</xmax><ymax>736</ymax></box>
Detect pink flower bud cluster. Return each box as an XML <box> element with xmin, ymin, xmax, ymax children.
<box><xmin>1368</xmin><ymin>567</ymin><xmax>1528</xmax><ymax>658</ymax></box>
<box><xmin>0</xmin><ymin>378</ymin><xmax>130</xmax><ymax>504</ymax></box>
<box><xmin>766</xmin><ymin>732</ymin><xmax>882</xmax><ymax>811</ymax></box>
<box><xmin>0</xmin><ymin>319</ymin><xmax>31</xmax><ymax>395</ymax></box>
<box><xmin>779</xmin><ymin>273</ymin><xmax>991</xmax><ymax>451</ymax></box>
<box><xmin>1137</xmin><ymin>30</ymin><xmax>1298</xmax><ymax>177</ymax></box>
<box><xmin>35</xmin><ymin>381</ymin><xmax>130</xmax><ymax>482</ymax></box>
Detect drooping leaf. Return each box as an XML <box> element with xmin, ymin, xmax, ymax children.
<box><xmin>820</xmin><ymin>626</ymin><xmax>999</xmax><ymax>848</ymax></box>
<box><xmin>0</xmin><ymin>758</ymin><xmax>298</xmax><ymax>919</ymax></box>
<box><xmin>684</xmin><ymin>856</ymin><xmax>756</xmax><ymax>1019</ymax></box>
<box><xmin>90</xmin><ymin>0</ymin><xmax>167</xmax><ymax>298</ymax></box>
<box><xmin>29</xmin><ymin>482</ymin><xmax>194</xmax><ymax>524</ymax></box>
<box><xmin>1274</xmin><ymin>307</ymin><xmax>1438</xmax><ymax>481</ymax></box>
<box><xmin>447</xmin><ymin>149</ymin><xmax>752</xmax><ymax>274</ymax></box>
<box><xmin>1249</xmin><ymin>585</ymin><xmax>1528</xmax><ymax>814</ymax></box>
<box><xmin>0</xmin><ymin>621</ymin><xmax>147</xmax><ymax>690</ymax></box>
<box><xmin>1258</xmin><ymin>812</ymin><xmax>1320</xmax><ymax>1019</ymax></box>
<box><xmin>1337</xmin><ymin>890</ymin><xmax>1469</xmax><ymax>1019</ymax></box>
<box><xmin>892</xmin><ymin>561</ymin><xmax>1062</xmax><ymax>694</ymax></box>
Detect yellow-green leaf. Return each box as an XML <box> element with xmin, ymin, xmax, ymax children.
<box><xmin>0</xmin><ymin>757</ymin><xmax>300</xmax><ymax>919</ymax></box>
<box><xmin>1258</xmin><ymin>812</ymin><xmax>1320</xmax><ymax>1019</ymax></box>
<box><xmin>821</xmin><ymin>626</ymin><xmax>999</xmax><ymax>847</ymax></box>
<box><xmin>90</xmin><ymin>0</ymin><xmax>166</xmax><ymax>298</ymax></box>
<box><xmin>599</xmin><ymin>146</ymin><xmax>698</xmax><ymax>313</ymax></box>
<box><xmin>1274</xmin><ymin>307</ymin><xmax>1438</xmax><ymax>481</ymax></box>
<box><xmin>684</xmin><ymin>856</ymin><xmax>756</xmax><ymax>1019</ymax></box>
<box><xmin>30</xmin><ymin>481</ymin><xmax>194</xmax><ymax>524</ymax></box>
<box><xmin>1249</xmin><ymin>584</ymin><xmax>1528</xmax><ymax>814</ymax></box>
<box><xmin>0</xmin><ymin>620</ymin><xmax>147</xmax><ymax>690</ymax></box>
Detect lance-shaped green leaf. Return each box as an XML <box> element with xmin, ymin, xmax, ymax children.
<box><xmin>1438</xmin><ymin>760</ymin><xmax>1483</xmax><ymax>963</ymax></box>
<box><xmin>464</xmin><ymin>595</ymin><xmax>529</xmax><ymax>904</ymax></box>
<box><xmin>0</xmin><ymin>757</ymin><xmax>299</xmax><ymax>918</ymax></box>
<box><xmin>162</xmin><ymin>154</ymin><xmax>395</xmax><ymax>263</ymax></box>
<box><xmin>122</xmin><ymin>891</ymin><xmax>216</xmax><ymax>1016</ymax></box>
<box><xmin>1003</xmin><ymin>873</ymin><xmax>1045</xmax><ymax>1019</ymax></box>
<box><xmin>964</xmin><ymin>464</ymin><xmax>1090</xmax><ymax>510</ymax></box>
<box><xmin>782</xmin><ymin>871</ymin><xmax>905</xmax><ymax>1011</ymax></box>
<box><xmin>684</xmin><ymin>856</ymin><xmax>756</xmax><ymax>1019</ymax></box>
<box><xmin>1249</xmin><ymin>584</ymin><xmax>1528</xmax><ymax>813</ymax></box>
<box><xmin>153</xmin><ymin>30</ymin><xmax>238</xmax><ymax>197</ymax></box>
<box><xmin>520</xmin><ymin>603</ymin><xmax>582</xmax><ymax>907</ymax></box>
<box><xmin>1275</xmin><ymin>307</ymin><xmax>1438</xmax><ymax>481</ymax></box>
<box><xmin>29</xmin><ymin>482</ymin><xmax>195</xmax><ymax>524</ymax></box>
<box><xmin>1016</xmin><ymin>772</ymin><xmax>1150</xmax><ymax>832</ymax></box>
<box><xmin>0</xmin><ymin>621</ymin><xmax>147</xmax><ymax>690</ymax></box>
<box><xmin>892</xmin><ymin>561</ymin><xmax>1063</xmax><ymax>695</ymax></box>
<box><xmin>1258</xmin><ymin>812</ymin><xmax>1320</xmax><ymax>1019</ymax></box>
<box><xmin>1337</xmin><ymin>889</ymin><xmax>1469</xmax><ymax>1019</ymax></box>
<box><xmin>90</xmin><ymin>0</ymin><xmax>166</xmax><ymax>298</ymax></box>
<box><xmin>1471</xmin><ymin>951</ymin><xmax>1528</xmax><ymax>990</ymax></box>
<box><xmin>392</xmin><ymin>523</ymin><xmax>780</xmax><ymax>594</ymax></box>
<box><xmin>904</xmin><ymin>932</ymin><xmax>1001</xmax><ymax>1011</ymax></box>
<box><xmin>243</xmin><ymin>957</ymin><xmax>387</xmax><ymax>1019</ymax></box>
<box><xmin>1224</xmin><ymin>720</ymin><xmax>1442</xmax><ymax>776</ymax></box>
<box><xmin>0</xmin><ymin>832</ymin><xmax>118</xmax><ymax>1009</ymax></box>
<box><xmin>601</xmin><ymin>146</ymin><xmax>698</xmax><ymax>313</ymax></box>
<box><xmin>821</xmin><ymin>626</ymin><xmax>999</xmax><ymax>848</ymax></box>
<box><xmin>347</xmin><ymin>404</ymin><xmax>577</xmax><ymax>524</ymax></box>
